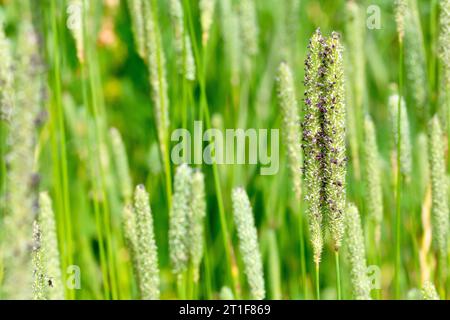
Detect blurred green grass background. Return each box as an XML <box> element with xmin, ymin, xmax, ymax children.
<box><xmin>0</xmin><ymin>0</ymin><xmax>448</xmax><ymax>300</ymax></box>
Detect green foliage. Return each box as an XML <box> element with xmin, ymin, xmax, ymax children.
<box><xmin>0</xmin><ymin>0</ymin><xmax>449</xmax><ymax>301</ymax></box>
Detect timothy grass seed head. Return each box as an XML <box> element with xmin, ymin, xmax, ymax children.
<box><xmin>344</xmin><ymin>203</ymin><xmax>371</xmax><ymax>300</ymax></box>
<box><xmin>428</xmin><ymin>116</ymin><xmax>449</xmax><ymax>276</ymax></box>
<box><xmin>232</xmin><ymin>187</ymin><xmax>265</xmax><ymax>300</ymax></box>
<box><xmin>169</xmin><ymin>164</ymin><xmax>192</xmax><ymax>275</ymax></box>
<box><xmin>134</xmin><ymin>185</ymin><xmax>160</xmax><ymax>299</ymax></box>
<box><xmin>276</xmin><ymin>61</ymin><xmax>302</xmax><ymax>200</ymax></box>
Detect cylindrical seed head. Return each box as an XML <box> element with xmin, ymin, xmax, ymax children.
<box><xmin>323</xmin><ymin>32</ymin><xmax>347</xmax><ymax>252</ymax></box>
<box><xmin>232</xmin><ymin>187</ymin><xmax>265</xmax><ymax>300</ymax></box>
<box><xmin>276</xmin><ymin>62</ymin><xmax>302</xmax><ymax>200</ymax></box>
<box><xmin>188</xmin><ymin>170</ymin><xmax>206</xmax><ymax>282</ymax></box>
<box><xmin>428</xmin><ymin>116</ymin><xmax>449</xmax><ymax>277</ymax></box>
<box><xmin>345</xmin><ymin>203</ymin><xmax>371</xmax><ymax>300</ymax></box>
<box><xmin>363</xmin><ymin>116</ymin><xmax>383</xmax><ymax>240</ymax></box>
<box><xmin>37</xmin><ymin>192</ymin><xmax>64</xmax><ymax>300</ymax></box>
<box><xmin>134</xmin><ymin>185</ymin><xmax>160</xmax><ymax>299</ymax></box>
<box><xmin>302</xmin><ymin>28</ymin><xmax>325</xmax><ymax>265</ymax></box>
<box><xmin>422</xmin><ymin>281</ymin><xmax>440</xmax><ymax>300</ymax></box>
<box><xmin>110</xmin><ymin>128</ymin><xmax>132</xmax><ymax>202</ymax></box>
<box><xmin>169</xmin><ymin>164</ymin><xmax>192</xmax><ymax>275</ymax></box>
<box><xmin>389</xmin><ymin>94</ymin><xmax>412</xmax><ymax>180</ymax></box>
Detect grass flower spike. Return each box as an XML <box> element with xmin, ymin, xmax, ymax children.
<box><xmin>403</xmin><ymin>0</ymin><xmax>428</xmax><ymax>116</ymax></box>
<box><xmin>395</xmin><ymin>0</ymin><xmax>407</xmax><ymax>42</ymax></box>
<box><xmin>303</xmin><ymin>29</ymin><xmax>346</xmax><ymax>299</ymax></box>
<box><xmin>232</xmin><ymin>187</ymin><xmax>265</xmax><ymax>300</ymax></box>
<box><xmin>363</xmin><ymin>116</ymin><xmax>383</xmax><ymax>243</ymax></box>
<box><xmin>276</xmin><ymin>62</ymin><xmax>302</xmax><ymax>200</ymax></box>
<box><xmin>127</xmin><ymin>0</ymin><xmax>146</xmax><ymax>59</ymax></box>
<box><xmin>169</xmin><ymin>164</ymin><xmax>192</xmax><ymax>275</ymax></box>
<box><xmin>2</xmin><ymin>21</ymin><xmax>44</xmax><ymax>299</ymax></box>
<box><xmin>428</xmin><ymin>116</ymin><xmax>449</xmax><ymax>280</ymax></box>
<box><xmin>322</xmin><ymin>32</ymin><xmax>346</xmax><ymax>252</ymax></box>
<box><xmin>188</xmin><ymin>170</ymin><xmax>207</xmax><ymax>282</ymax></box>
<box><xmin>133</xmin><ymin>185</ymin><xmax>160</xmax><ymax>299</ymax></box>
<box><xmin>36</xmin><ymin>193</ymin><xmax>64</xmax><ymax>300</ymax></box>
<box><xmin>422</xmin><ymin>281</ymin><xmax>440</xmax><ymax>300</ymax></box>
<box><xmin>303</xmin><ymin>29</ymin><xmax>347</xmax><ymax>257</ymax></box>
<box><xmin>123</xmin><ymin>204</ymin><xmax>139</xmax><ymax>284</ymax></box>
<box><xmin>439</xmin><ymin>0</ymin><xmax>450</xmax><ymax>138</ymax></box>
<box><xmin>32</xmin><ymin>221</ymin><xmax>46</xmax><ymax>300</ymax></box>
<box><xmin>439</xmin><ymin>0</ymin><xmax>450</xmax><ymax>84</ymax></box>
<box><xmin>345</xmin><ymin>204</ymin><xmax>371</xmax><ymax>300</ymax></box>
<box><xmin>67</xmin><ymin>0</ymin><xmax>84</xmax><ymax>62</ymax></box>
<box><xmin>200</xmin><ymin>0</ymin><xmax>216</xmax><ymax>46</ymax></box>
<box><xmin>389</xmin><ymin>94</ymin><xmax>412</xmax><ymax>180</ymax></box>
<box><xmin>239</xmin><ymin>0</ymin><xmax>259</xmax><ymax>59</ymax></box>
<box><xmin>303</xmin><ymin>29</ymin><xmax>325</xmax><ymax>265</ymax></box>
<box><xmin>220</xmin><ymin>287</ymin><xmax>234</xmax><ymax>300</ymax></box>
<box><xmin>110</xmin><ymin>128</ymin><xmax>132</xmax><ymax>202</ymax></box>
<box><xmin>169</xmin><ymin>0</ymin><xmax>196</xmax><ymax>81</ymax></box>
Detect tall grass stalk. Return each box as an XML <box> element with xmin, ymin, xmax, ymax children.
<box><xmin>266</xmin><ymin>230</ymin><xmax>282</xmax><ymax>299</ymax></box>
<box><xmin>45</xmin><ymin>0</ymin><xmax>78</xmax><ymax>300</ymax></box>
<box><xmin>184</xmin><ymin>0</ymin><xmax>240</xmax><ymax>296</ymax></box>
<box><xmin>0</xmin><ymin>20</ymin><xmax>13</xmax><ymax>228</ymax></box>
<box><xmin>169</xmin><ymin>0</ymin><xmax>196</xmax><ymax>81</ymax></box>
<box><xmin>143</xmin><ymin>0</ymin><xmax>172</xmax><ymax>210</ymax></box>
<box><xmin>395</xmin><ymin>0</ymin><xmax>406</xmax><ymax>298</ymax></box>
<box><xmin>79</xmin><ymin>0</ymin><xmax>121</xmax><ymax>299</ymax></box>
<box><xmin>169</xmin><ymin>0</ymin><xmax>195</xmax><ymax>162</ymax></box>
<box><xmin>395</xmin><ymin>49</ymin><xmax>404</xmax><ymax>300</ymax></box>
<box><xmin>344</xmin><ymin>1</ymin><xmax>365</xmax><ymax>180</ymax></box>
